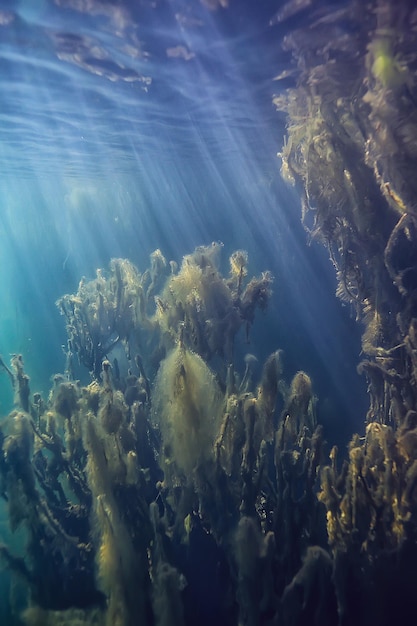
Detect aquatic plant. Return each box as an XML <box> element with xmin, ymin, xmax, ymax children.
<box><xmin>1</xmin><ymin>220</ymin><xmax>417</xmax><ymax>625</ymax></box>
<box><xmin>0</xmin><ymin>245</ymin><xmax>281</xmax><ymax>625</ymax></box>
<box><xmin>274</xmin><ymin>0</ymin><xmax>417</xmax><ymax>429</ymax></box>
<box><xmin>0</xmin><ymin>3</ymin><xmax>417</xmax><ymax>621</ymax></box>
<box><xmin>56</xmin><ymin>258</ymin><xmax>147</xmax><ymax>379</ymax></box>
<box><xmin>152</xmin><ymin>339</ymin><xmax>223</xmax><ymax>479</ymax></box>
<box><xmin>153</xmin><ymin>242</ymin><xmax>273</xmax><ymax>362</ymax></box>
<box><xmin>271</xmin><ymin>0</ymin><xmax>417</xmax><ymax>622</ymax></box>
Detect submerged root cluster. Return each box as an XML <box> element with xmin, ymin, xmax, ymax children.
<box><xmin>268</xmin><ymin>0</ymin><xmax>417</xmax><ymax>623</ymax></box>
<box><xmin>274</xmin><ymin>0</ymin><xmax>417</xmax><ymax>428</ymax></box>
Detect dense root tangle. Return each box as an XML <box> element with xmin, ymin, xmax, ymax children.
<box><xmin>274</xmin><ymin>0</ymin><xmax>417</xmax><ymax>427</ymax></box>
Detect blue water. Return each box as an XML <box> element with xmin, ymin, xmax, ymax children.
<box><xmin>0</xmin><ymin>2</ymin><xmax>371</xmax><ymax>623</ymax></box>
<box><xmin>0</xmin><ymin>0</ymin><xmax>365</xmax><ymax>435</ymax></box>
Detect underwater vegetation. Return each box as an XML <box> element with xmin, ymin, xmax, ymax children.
<box><xmin>0</xmin><ymin>243</ymin><xmax>286</xmax><ymax>626</ymax></box>
<box><xmin>0</xmin><ymin>229</ymin><xmax>416</xmax><ymax>626</ymax></box>
<box><xmin>272</xmin><ymin>0</ymin><xmax>417</xmax><ymax>622</ymax></box>
<box><xmin>274</xmin><ymin>0</ymin><xmax>417</xmax><ymax>428</ymax></box>
<box><xmin>1</xmin><ymin>1</ymin><xmax>417</xmax><ymax>625</ymax></box>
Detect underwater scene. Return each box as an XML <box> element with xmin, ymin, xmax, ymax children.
<box><xmin>1</xmin><ymin>0</ymin><xmax>417</xmax><ymax>624</ymax></box>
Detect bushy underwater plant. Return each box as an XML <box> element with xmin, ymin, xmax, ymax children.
<box><xmin>0</xmin><ymin>217</ymin><xmax>416</xmax><ymax>626</ymax></box>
